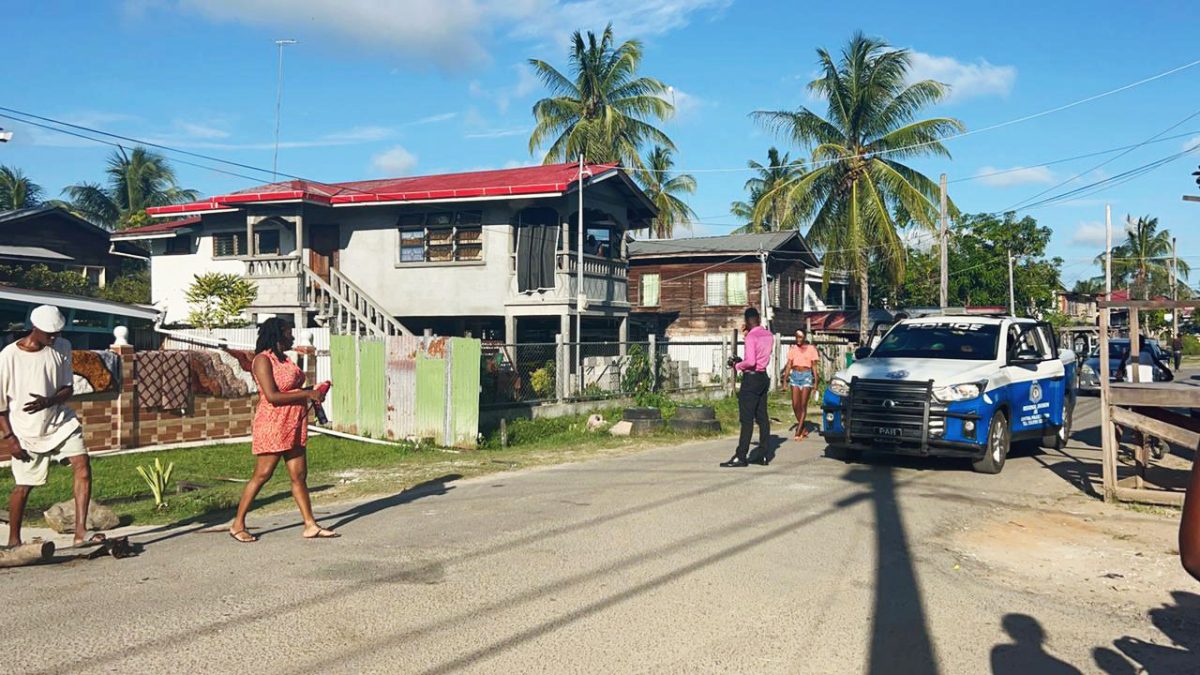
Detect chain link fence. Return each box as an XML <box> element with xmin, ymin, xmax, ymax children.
<box><xmin>480</xmin><ymin>342</ymin><xmax>558</xmax><ymax>406</ymax></box>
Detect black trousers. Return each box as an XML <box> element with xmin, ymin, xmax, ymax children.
<box><xmin>736</xmin><ymin>371</ymin><xmax>771</xmax><ymax>460</ymax></box>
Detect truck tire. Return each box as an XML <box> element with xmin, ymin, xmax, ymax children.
<box><xmin>1045</xmin><ymin>395</ymin><xmax>1075</xmax><ymax>451</ymax></box>
<box><xmin>972</xmin><ymin>412</ymin><xmax>1009</xmax><ymax>474</ymax></box>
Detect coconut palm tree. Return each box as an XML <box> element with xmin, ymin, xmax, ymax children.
<box><xmin>729</xmin><ymin>147</ymin><xmax>806</xmax><ymax>233</ymax></box>
<box><xmin>752</xmin><ymin>33</ymin><xmax>964</xmax><ymax>340</ymax></box>
<box><xmin>636</xmin><ymin>146</ymin><xmax>696</xmax><ymax>239</ymax></box>
<box><xmin>528</xmin><ymin>24</ymin><xmax>674</xmax><ymax>168</ymax></box>
<box><xmin>63</xmin><ymin>146</ymin><xmax>198</xmax><ymax>229</ymax></box>
<box><xmin>1095</xmin><ymin>214</ymin><xmax>1190</xmax><ymax>300</ymax></box>
<box><xmin>1071</xmin><ymin>277</ymin><xmax>1105</xmax><ymax>297</ymax></box>
<box><xmin>0</xmin><ymin>165</ymin><xmax>43</xmax><ymax>210</ymax></box>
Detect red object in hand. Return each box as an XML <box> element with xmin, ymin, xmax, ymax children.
<box><xmin>313</xmin><ymin>381</ymin><xmax>332</xmax><ymax>425</ymax></box>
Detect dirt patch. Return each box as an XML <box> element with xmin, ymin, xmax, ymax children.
<box><xmin>945</xmin><ymin>502</ymin><xmax>1191</xmax><ymax>607</ymax></box>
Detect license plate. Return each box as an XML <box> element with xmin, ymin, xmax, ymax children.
<box><xmin>877</xmin><ymin>426</ymin><xmax>902</xmax><ymax>438</ymax></box>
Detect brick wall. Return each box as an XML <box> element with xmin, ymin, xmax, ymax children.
<box><xmin>1</xmin><ymin>343</ymin><xmax>316</xmax><ymax>461</ymax></box>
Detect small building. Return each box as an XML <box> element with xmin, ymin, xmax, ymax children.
<box><xmin>0</xmin><ymin>205</ymin><xmax>147</xmax><ymax>287</ymax></box>
<box><xmin>111</xmin><ymin>163</ymin><xmax>655</xmax><ymax>343</ymax></box>
<box><xmin>1054</xmin><ymin>289</ymin><xmax>1100</xmax><ymax>324</ymax></box>
<box><xmin>626</xmin><ymin>231</ymin><xmax>847</xmax><ymax>339</ymax></box>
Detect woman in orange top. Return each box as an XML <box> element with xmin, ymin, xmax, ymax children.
<box><xmin>229</xmin><ymin>318</ymin><xmax>337</xmax><ymax>543</ymax></box>
<box><xmin>780</xmin><ymin>329</ymin><xmax>820</xmax><ymax>440</ymax></box>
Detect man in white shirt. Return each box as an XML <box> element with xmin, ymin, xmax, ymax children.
<box><xmin>1</xmin><ymin>305</ymin><xmax>98</xmax><ymax>547</ymax></box>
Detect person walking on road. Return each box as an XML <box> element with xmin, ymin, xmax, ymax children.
<box><xmin>1172</xmin><ymin>334</ymin><xmax>1183</xmax><ymax>372</ymax></box>
<box><xmin>722</xmin><ymin>307</ymin><xmax>774</xmax><ymax>468</ymax></box>
<box><xmin>781</xmin><ymin>329</ymin><xmax>819</xmax><ymax>441</ymax></box>
<box><xmin>230</xmin><ymin>318</ymin><xmax>337</xmax><ymax>543</ymax></box>
<box><xmin>0</xmin><ymin>305</ymin><xmax>104</xmax><ymax>548</ymax></box>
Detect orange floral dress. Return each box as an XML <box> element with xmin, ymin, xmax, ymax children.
<box><xmin>251</xmin><ymin>350</ymin><xmax>308</xmax><ymax>455</ymax></box>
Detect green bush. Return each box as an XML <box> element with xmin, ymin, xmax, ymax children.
<box><xmin>1183</xmin><ymin>334</ymin><xmax>1200</xmax><ymax>356</ymax></box>
<box><xmin>530</xmin><ymin>360</ymin><xmax>556</xmax><ymax>398</ymax></box>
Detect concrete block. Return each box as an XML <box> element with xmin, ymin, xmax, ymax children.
<box><xmin>609</xmin><ymin>420</ymin><xmax>633</xmax><ymax>437</ymax></box>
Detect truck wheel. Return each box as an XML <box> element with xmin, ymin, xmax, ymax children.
<box><xmin>1046</xmin><ymin>395</ymin><xmax>1074</xmax><ymax>451</ymax></box>
<box><xmin>826</xmin><ymin>445</ymin><xmax>862</xmax><ymax>463</ymax></box>
<box><xmin>973</xmin><ymin>412</ymin><xmax>1009</xmax><ymax>474</ymax></box>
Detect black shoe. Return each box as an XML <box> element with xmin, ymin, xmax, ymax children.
<box><xmin>750</xmin><ymin>457</ymin><xmax>770</xmax><ymax>466</ymax></box>
<box><xmin>720</xmin><ymin>457</ymin><xmax>749</xmax><ymax>468</ymax></box>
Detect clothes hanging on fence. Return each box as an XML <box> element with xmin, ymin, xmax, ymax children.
<box><xmin>95</xmin><ymin>350</ymin><xmax>121</xmax><ymax>389</ymax></box>
<box><xmin>136</xmin><ymin>351</ymin><xmax>191</xmax><ymax>410</ymax></box>
<box><xmin>228</xmin><ymin>349</ymin><xmax>256</xmax><ymax>374</ymax></box>
<box><xmin>187</xmin><ymin>351</ymin><xmax>221</xmax><ymax>396</ymax></box>
<box><xmin>71</xmin><ymin>350</ymin><xmax>112</xmax><ymax>392</ymax></box>
<box><xmin>211</xmin><ymin>350</ymin><xmax>250</xmax><ymax>397</ymax></box>
<box><xmin>216</xmin><ymin>350</ymin><xmax>257</xmax><ymax>394</ymax></box>
<box><xmin>72</xmin><ymin>373</ymin><xmax>94</xmax><ymax>395</ymax></box>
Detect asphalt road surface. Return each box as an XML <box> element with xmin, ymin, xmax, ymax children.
<box><xmin>1</xmin><ymin>396</ymin><xmax>1196</xmax><ymax>674</ymax></box>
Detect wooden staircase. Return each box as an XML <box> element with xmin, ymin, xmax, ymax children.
<box><xmin>301</xmin><ymin>264</ymin><xmax>411</xmax><ymax>337</ymax></box>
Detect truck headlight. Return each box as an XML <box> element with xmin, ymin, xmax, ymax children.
<box><xmin>1081</xmin><ymin>364</ymin><xmax>1095</xmax><ymax>377</ymax></box>
<box><xmin>828</xmin><ymin>377</ymin><xmax>850</xmax><ymax>397</ymax></box>
<box><xmin>933</xmin><ymin>382</ymin><xmax>984</xmax><ymax>403</ymax></box>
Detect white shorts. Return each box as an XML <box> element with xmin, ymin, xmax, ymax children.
<box><xmin>11</xmin><ymin>430</ymin><xmax>87</xmax><ymax>487</ymax></box>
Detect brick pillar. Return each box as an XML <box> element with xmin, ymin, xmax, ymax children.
<box><xmin>113</xmin><ymin>344</ymin><xmax>136</xmax><ymax>449</ymax></box>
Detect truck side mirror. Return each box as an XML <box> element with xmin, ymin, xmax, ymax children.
<box><xmin>854</xmin><ymin>346</ymin><xmax>872</xmax><ymax>361</ymax></box>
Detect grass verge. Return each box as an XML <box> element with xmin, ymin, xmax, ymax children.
<box><xmin>0</xmin><ymin>392</ymin><xmax>805</xmax><ymax>531</ymax></box>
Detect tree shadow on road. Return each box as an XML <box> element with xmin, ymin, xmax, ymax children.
<box><xmin>1094</xmin><ymin>591</ymin><xmax>1200</xmax><ymax>674</ymax></box>
<box><xmin>839</xmin><ymin>465</ymin><xmax>939</xmax><ymax>675</ymax></box>
<box><xmin>990</xmin><ymin>614</ymin><xmax>1082</xmax><ymax>674</ymax></box>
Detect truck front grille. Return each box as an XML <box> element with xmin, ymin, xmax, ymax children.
<box><xmin>847</xmin><ymin>378</ymin><xmax>934</xmax><ymax>445</ymax></box>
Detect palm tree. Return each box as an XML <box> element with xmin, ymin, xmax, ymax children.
<box><xmin>528</xmin><ymin>24</ymin><xmax>674</xmax><ymax>168</ymax></box>
<box><xmin>636</xmin><ymin>146</ymin><xmax>696</xmax><ymax>238</ymax></box>
<box><xmin>63</xmin><ymin>146</ymin><xmax>198</xmax><ymax>229</ymax></box>
<box><xmin>0</xmin><ymin>165</ymin><xmax>43</xmax><ymax>210</ymax></box>
<box><xmin>729</xmin><ymin>147</ymin><xmax>806</xmax><ymax>233</ymax></box>
<box><xmin>1095</xmin><ymin>215</ymin><xmax>1191</xmax><ymax>299</ymax></box>
<box><xmin>752</xmin><ymin>33</ymin><xmax>964</xmax><ymax>340</ymax></box>
<box><xmin>1071</xmin><ymin>277</ymin><xmax>1104</xmax><ymax>297</ymax></box>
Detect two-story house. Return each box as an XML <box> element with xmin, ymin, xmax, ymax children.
<box><xmin>111</xmin><ymin>162</ymin><xmax>655</xmax><ymax>342</ymax></box>
<box><xmin>626</xmin><ymin>231</ymin><xmax>849</xmax><ymax>339</ymax></box>
<box><xmin>0</xmin><ymin>205</ymin><xmax>147</xmax><ymax>288</ymax></box>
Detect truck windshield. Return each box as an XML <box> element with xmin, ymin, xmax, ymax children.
<box><xmin>872</xmin><ymin>323</ymin><xmax>1000</xmax><ymax>361</ymax></box>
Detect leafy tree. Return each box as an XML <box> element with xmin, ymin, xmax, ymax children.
<box><xmin>1095</xmin><ymin>214</ymin><xmax>1190</xmax><ymax>300</ymax></box>
<box><xmin>636</xmin><ymin>146</ymin><xmax>696</xmax><ymax>238</ymax></box>
<box><xmin>63</xmin><ymin>146</ymin><xmax>198</xmax><ymax>230</ymax></box>
<box><xmin>752</xmin><ymin>33</ymin><xmax>964</xmax><ymax>340</ymax></box>
<box><xmin>947</xmin><ymin>212</ymin><xmax>1062</xmax><ymax>314</ymax></box>
<box><xmin>729</xmin><ymin>148</ymin><xmax>806</xmax><ymax>233</ymax></box>
<box><xmin>1071</xmin><ymin>277</ymin><xmax>1104</xmax><ymax>297</ymax></box>
<box><xmin>98</xmin><ymin>265</ymin><xmax>151</xmax><ymax>305</ymax></box>
<box><xmin>0</xmin><ymin>165</ymin><xmax>43</xmax><ymax>210</ymax></box>
<box><xmin>528</xmin><ymin>24</ymin><xmax>674</xmax><ymax>168</ymax></box>
<box><xmin>185</xmin><ymin>273</ymin><xmax>257</xmax><ymax>329</ymax></box>
<box><xmin>0</xmin><ymin>264</ymin><xmax>93</xmax><ymax>296</ymax></box>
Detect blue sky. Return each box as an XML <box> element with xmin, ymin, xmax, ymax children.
<box><xmin>3</xmin><ymin>0</ymin><xmax>1198</xmax><ymax>286</ymax></box>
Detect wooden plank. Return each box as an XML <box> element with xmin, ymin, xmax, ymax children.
<box><xmin>1110</xmin><ymin>406</ymin><xmax>1200</xmax><ymax>452</ymax></box>
<box><xmin>1183</xmin><ymin>195</ymin><xmax>1200</xmax><ymax>203</ymax></box>
<box><xmin>1100</xmin><ymin>307</ymin><xmax>1117</xmax><ymax>501</ymax></box>
<box><xmin>1109</xmin><ymin>383</ymin><xmax>1200</xmax><ymax>407</ymax></box>
<box><xmin>1129</xmin><ymin>308</ymin><xmax>1140</xmax><ymax>383</ymax></box>
<box><xmin>1115</xmin><ymin>484</ymin><xmax>1186</xmax><ymax>507</ymax></box>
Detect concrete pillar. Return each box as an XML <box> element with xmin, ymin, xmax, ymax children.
<box><xmin>560</xmin><ymin>312</ymin><xmax>572</xmax><ymax>343</ymax></box>
<box><xmin>505</xmin><ymin>314</ymin><xmax>517</xmax><ymax>344</ymax></box>
<box><xmin>618</xmin><ymin>315</ymin><xmax>629</xmax><ymax>356</ymax></box>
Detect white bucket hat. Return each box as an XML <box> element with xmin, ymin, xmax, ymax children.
<box><xmin>30</xmin><ymin>305</ymin><xmax>66</xmax><ymax>333</ymax></box>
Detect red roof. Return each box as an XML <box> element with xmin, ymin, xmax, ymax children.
<box><xmin>111</xmin><ymin>216</ymin><xmax>201</xmax><ymax>239</ymax></box>
<box><xmin>145</xmin><ymin>162</ymin><xmax>622</xmax><ymax>217</ymax></box>
<box><xmin>1108</xmin><ymin>289</ymin><xmax>1171</xmax><ymax>302</ymax></box>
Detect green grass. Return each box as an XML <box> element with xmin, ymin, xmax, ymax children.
<box><xmin>1</xmin><ymin>392</ymin><xmax>808</xmax><ymax>531</ymax></box>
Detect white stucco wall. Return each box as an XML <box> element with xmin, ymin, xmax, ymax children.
<box><xmin>149</xmin><ymin>231</ymin><xmax>245</xmax><ymax>325</ymax></box>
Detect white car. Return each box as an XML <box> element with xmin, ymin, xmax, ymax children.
<box><xmin>821</xmin><ymin>315</ymin><xmax>1077</xmax><ymax>474</ymax></box>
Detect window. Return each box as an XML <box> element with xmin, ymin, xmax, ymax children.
<box><xmin>164</xmin><ymin>235</ymin><xmax>192</xmax><ymax>255</ymax></box>
<box><xmin>875</xmin><ymin>322</ymin><xmax>1001</xmax><ymax>361</ymax></box>
<box><xmin>256</xmin><ymin>230</ymin><xmax>281</xmax><ymax>256</ymax></box>
<box><xmin>705</xmin><ymin>271</ymin><xmax>748</xmax><ymax>306</ymax></box>
<box><xmin>641</xmin><ymin>273</ymin><xmax>660</xmax><ymax>307</ymax></box>
<box><xmin>396</xmin><ymin>211</ymin><xmax>485</xmax><ymax>264</ymax></box>
<box><xmin>213</xmin><ymin>232</ymin><xmax>248</xmax><ymax>258</ymax></box>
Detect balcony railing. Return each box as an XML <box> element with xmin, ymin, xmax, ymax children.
<box><xmin>245</xmin><ymin>256</ymin><xmax>300</xmax><ymax>278</ymax></box>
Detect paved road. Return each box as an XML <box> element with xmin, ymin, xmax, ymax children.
<box><xmin>1</xmin><ymin>397</ymin><xmax>1196</xmax><ymax>674</ymax></box>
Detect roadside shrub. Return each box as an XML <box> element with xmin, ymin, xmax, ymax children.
<box><xmin>530</xmin><ymin>360</ymin><xmax>556</xmax><ymax>399</ymax></box>
<box><xmin>1183</xmin><ymin>334</ymin><xmax>1200</xmax><ymax>356</ymax></box>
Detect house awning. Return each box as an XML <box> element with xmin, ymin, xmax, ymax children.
<box><xmin>0</xmin><ymin>245</ymin><xmax>74</xmax><ymax>263</ymax></box>
<box><xmin>0</xmin><ymin>286</ymin><xmax>159</xmax><ymax>322</ymax></box>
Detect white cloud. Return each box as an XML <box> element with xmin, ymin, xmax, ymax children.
<box><xmin>143</xmin><ymin>0</ymin><xmax>729</xmax><ymax>71</ymax></box>
<box><xmin>465</xmin><ymin>127</ymin><xmax>528</xmax><ymax>139</ymax></box>
<box><xmin>1072</xmin><ymin>221</ymin><xmax>1109</xmax><ymax>246</ymax></box>
<box><xmin>470</xmin><ymin>63</ymin><xmax>541</xmax><ymax>114</ymax></box>
<box><xmin>1184</xmin><ymin>135</ymin><xmax>1200</xmax><ymax>152</ymax></box>
<box><xmin>370</xmin><ymin>145</ymin><xmax>418</xmax><ymax>175</ymax></box>
<box><xmin>664</xmin><ymin>87</ymin><xmax>704</xmax><ymax>119</ymax></box>
<box><xmin>175</xmin><ymin>121</ymin><xmax>231</xmax><ymax>139</ymax></box>
<box><xmin>408</xmin><ymin>112</ymin><xmax>459</xmax><ymax>125</ymax></box>
<box><xmin>907</xmin><ymin>51</ymin><xmax>1016</xmax><ymax>102</ymax></box>
<box><xmin>975</xmin><ymin>165</ymin><xmax>1056</xmax><ymax>187</ymax></box>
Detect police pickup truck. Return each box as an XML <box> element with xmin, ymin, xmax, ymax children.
<box><xmin>821</xmin><ymin>315</ymin><xmax>1076</xmax><ymax>474</ymax></box>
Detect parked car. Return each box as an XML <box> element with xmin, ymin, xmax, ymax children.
<box><xmin>821</xmin><ymin>315</ymin><xmax>1076</xmax><ymax>474</ymax></box>
<box><xmin>1077</xmin><ymin>338</ymin><xmax>1173</xmax><ymax>394</ymax></box>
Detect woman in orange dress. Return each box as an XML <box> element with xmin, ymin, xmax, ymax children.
<box><xmin>780</xmin><ymin>329</ymin><xmax>820</xmax><ymax>440</ymax></box>
<box><xmin>230</xmin><ymin>318</ymin><xmax>337</xmax><ymax>542</ymax></box>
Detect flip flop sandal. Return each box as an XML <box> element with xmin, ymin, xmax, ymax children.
<box><xmin>229</xmin><ymin>530</ymin><xmax>257</xmax><ymax>543</ymax></box>
<box><xmin>303</xmin><ymin>529</ymin><xmax>340</xmax><ymax>539</ymax></box>
<box><xmin>71</xmin><ymin>533</ymin><xmax>107</xmax><ymax>548</ymax></box>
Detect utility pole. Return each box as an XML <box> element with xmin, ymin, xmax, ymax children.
<box><xmin>1172</xmin><ymin>236</ymin><xmax>1179</xmax><ymax>343</ymax></box>
<box><xmin>759</xmin><ymin>249</ymin><xmax>768</xmax><ymax>325</ymax></box>
<box><xmin>272</xmin><ymin>39</ymin><xmax>298</xmax><ymax>181</ymax></box>
<box><xmin>1007</xmin><ymin>249</ymin><xmax>1016</xmax><ymax>316</ymax></box>
<box><xmin>576</xmin><ymin>154</ymin><xmax>586</xmax><ymax>395</ymax></box>
<box><xmin>939</xmin><ymin>173</ymin><xmax>948</xmax><ymax>310</ymax></box>
<box><xmin>1104</xmin><ymin>205</ymin><xmax>1113</xmax><ymax>301</ymax></box>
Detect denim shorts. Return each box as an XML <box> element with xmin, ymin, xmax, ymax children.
<box><xmin>789</xmin><ymin>370</ymin><xmax>814</xmax><ymax>388</ymax></box>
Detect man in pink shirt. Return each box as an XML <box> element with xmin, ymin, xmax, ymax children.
<box><xmin>723</xmin><ymin>307</ymin><xmax>774</xmax><ymax>467</ymax></box>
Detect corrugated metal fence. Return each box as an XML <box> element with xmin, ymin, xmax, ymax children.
<box><xmin>330</xmin><ymin>334</ymin><xmax>480</xmax><ymax>448</ymax></box>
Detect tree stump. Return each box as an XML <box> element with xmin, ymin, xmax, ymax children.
<box><xmin>0</xmin><ymin>541</ymin><xmax>55</xmax><ymax>568</ymax></box>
